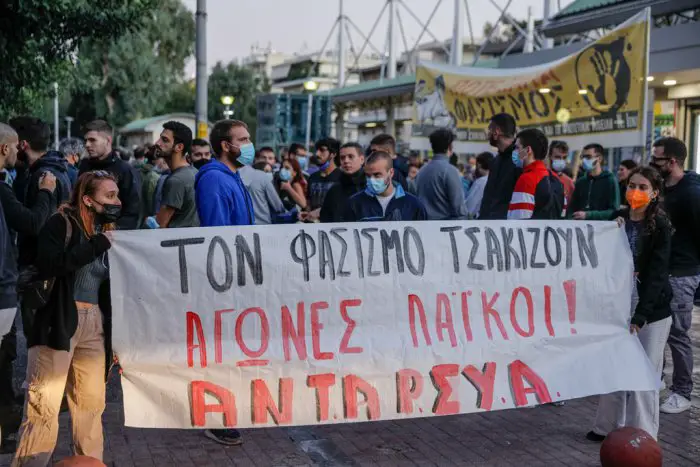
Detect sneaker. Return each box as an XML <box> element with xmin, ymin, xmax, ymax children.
<box><xmin>660</xmin><ymin>393</ymin><xmax>691</xmax><ymax>414</ymax></box>
<box><xmin>204</xmin><ymin>429</ymin><xmax>243</xmax><ymax>446</ymax></box>
<box><xmin>586</xmin><ymin>431</ymin><xmax>606</xmax><ymax>442</ymax></box>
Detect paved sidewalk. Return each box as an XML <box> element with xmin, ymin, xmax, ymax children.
<box><xmin>2</xmin><ymin>310</ymin><xmax>699</xmax><ymax>466</ymax></box>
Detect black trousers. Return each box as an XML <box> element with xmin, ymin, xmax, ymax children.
<box><xmin>0</xmin><ymin>322</ymin><xmax>17</xmax><ymax>407</ymax></box>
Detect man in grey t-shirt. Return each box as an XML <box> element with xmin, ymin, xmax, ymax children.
<box><xmin>154</xmin><ymin>121</ymin><xmax>200</xmax><ymax>228</ymax></box>
<box><xmin>161</xmin><ymin>165</ymin><xmax>199</xmax><ymax>227</ymax></box>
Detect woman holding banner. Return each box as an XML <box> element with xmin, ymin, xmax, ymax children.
<box><xmin>587</xmin><ymin>166</ymin><xmax>673</xmax><ymax>442</ymax></box>
<box><xmin>14</xmin><ymin>171</ymin><xmax>117</xmax><ymax>465</ymax></box>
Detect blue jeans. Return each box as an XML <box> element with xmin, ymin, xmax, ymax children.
<box><xmin>667</xmin><ymin>274</ymin><xmax>700</xmax><ymax>399</ymax></box>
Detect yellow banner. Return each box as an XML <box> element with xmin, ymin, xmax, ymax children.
<box><xmin>413</xmin><ymin>10</ymin><xmax>649</xmax><ymax>146</ymax></box>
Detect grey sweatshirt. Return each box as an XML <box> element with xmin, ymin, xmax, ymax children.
<box><xmin>415</xmin><ymin>154</ymin><xmax>468</xmax><ymax>220</ymax></box>
<box><xmin>238</xmin><ymin>166</ymin><xmax>287</xmax><ymax>225</ymax></box>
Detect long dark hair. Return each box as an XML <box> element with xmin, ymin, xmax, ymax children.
<box><xmin>287</xmin><ymin>158</ymin><xmax>307</xmax><ymax>188</ymax></box>
<box><xmin>626</xmin><ymin>166</ymin><xmax>669</xmax><ymax>235</ymax></box>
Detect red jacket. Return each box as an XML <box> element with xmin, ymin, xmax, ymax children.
<box><xmin>557</xmin><ymin>172</ymin><xmax>575</xmax><ymax>205</ymax></box>
<box><xmin>508</xmin><ymin>160</ymin><xmax>565</xmax><ymax>219</ymax></box>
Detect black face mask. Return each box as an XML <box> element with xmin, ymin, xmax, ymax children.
<box><xmin>92</xmin><ymin>201</ymin><xmax>122</xmax><ymax>225</ymax></box>
<box><xmin>650</xmin><ymin>162</ymin><xmax>670</xmax><ymax>178</ymax></box>
<box><xmin>193</xmin><ymin>159</ymin><xmax>210</xmax><ymax>170</ymax></box>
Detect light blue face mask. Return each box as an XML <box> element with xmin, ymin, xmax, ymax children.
<box><xmin>511</xmin><ymin>149</ymin><xmax>523</xmax><ymax>169</ymax></box>
<box><xmin>582</xmin><ymin>158</ymin><xmax>596</xmax><ymax>172</ymax></box>
<box><xmin>367</xmin><ymin>176</ymin><xmax>389</xmax><ymax>195</ymax></box>
<box><xmin>297</xmin><ymin>156</ymin><xmax>308</xmax><ymax>170</ymax></box>
<box><xmin>279</xmin><ymin>168</ymin><xmax>292</xmax><ymax>181</ymax></box>
<box><xmin>552</xmin><ymin>159</ymin><xmax>567</xmax><ymax>172</ymax></box>
<box><xmin>237</xmin><ymin>143</ymin><xmax>255</xmax><ymax>166</ymax></box>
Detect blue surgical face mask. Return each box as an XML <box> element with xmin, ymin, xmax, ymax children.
<box><xmin>297</xmin><ymin>156</ymin><xmax>308</xmax><ymax>170</ymax></box>
<box><xmin>552</xmin><ymin>159</ymin><xmax>567</xmax><ymax>172</ymax></box>
<box><xmin>279</xmin><ymin>168</ymin><xmax>292</xmax><ymax>181</ymax></box>
<box><xmin>582</xmin><ymin>158</ymin><xmax>596</xmax><ymax>172</ymax></box>
<box><xmin>367</xmin><ymin>176</ymin><xmax>389</xmax><ymax>195</ymax></box>
<box><xmin>319</xmin><ymin>160</ymin><xmax>331</xmax><ymax>171</ymax></box>
<box><xmin>237</xmin><ymin>143</ymin><xmax>255</xmax><ymax>166</ymax></box>
<box><xmin>511</xmin><ymin>149</ymin><xmax>523</xmax><ymax>169</ymax></box>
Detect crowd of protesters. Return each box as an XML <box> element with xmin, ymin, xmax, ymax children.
<box><xmin>0</xmin><ymin>111</ymin><xmax>698</xmax><ymax>464</ymax></box>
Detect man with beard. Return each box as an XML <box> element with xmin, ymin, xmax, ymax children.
<box><xmin>479</xmin><ymin>113</ymin><xmax>519</xmax><ymax>220</ymax></box>
<box><xmin>650</xmin><ymin>137</ymin><xmax>700</xmax><ymax>414</ymax></box>
<box><xmin>194</xmin><ymin>120</ymin><xmax>255</xmax><ymax>446</ymax></box>
<box><xmin>150</xmin><ymin>122</ymin><xmax>199</xmax><ymax>228</ymax></box>
<box><xmin>0</xmin><ymin>124</ymin><xmax>57</xmax><ymax>237</ymax></box>
<box><xmin>320</xmin><ymin>142</ymin><xmax>366</xmax><ymax>223</ymax></box>
<box><xmin>307</xmin><ymin>137</ymin><xmax>340</xmax><ymax>213</ymax></box>
<box><xmin>80</xmin><ymin>120</ymin><xmax>141</xmax><ymax>229</ymax></box>
<box><xmin>9</xmin><ymin>117</ymin><xmax>71</xmax><ymax>268</ymax></box>
<box><xmin>190</xmin><ymin>138</ymin><xmax>212</xmax><ymax>170</ymax></box>
<box><xmin>195</xmin><ymin>120</ymin><xmax>254</xmax><ymax>228</ymax></box>
<box><xmin>299</xmin><ymin>138</ymin><xmax>340</xmax><ymax>222</ymax></box>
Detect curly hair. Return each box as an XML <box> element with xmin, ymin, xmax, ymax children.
<box><xmin>627</xmin><ymin>166</ymin><xmax>671</xmax><ymax>235</ymax></box>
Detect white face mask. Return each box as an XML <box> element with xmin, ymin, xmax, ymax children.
<box><xmin>552</xmin><ymin>159</ymin><xmax>567</xmax><ymax>172</ymax></box>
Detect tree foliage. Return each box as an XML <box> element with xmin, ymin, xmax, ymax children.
<box><xmin>69</xmin><ymin>0</ymin><xmax>195</xmax><ymax>128</ymax></box>
<box><xmin>207</xmin><ymin>62</ymin><xmax>270</xmax><ymax>128</ymax></box>
<box><xmin>0</xmin><ymin>0</ymin><xmax>155</xmax><ymax>118</ymax></box>
<box><xmin>160</xmin><ymin>62</ymin><xmax>271</xmax><ymax>140</ymax></box>
<box><xmin>482</xmin><ymin>19</ymin><xmax>528</xmax><ymax>44</ymax></box>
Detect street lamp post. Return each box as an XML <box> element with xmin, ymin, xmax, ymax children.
<box><xmin>221</xmin><ymin>95</ymin><xmax>235</xmax><ymax>119</ymax></box>
<box><xmin>53</xmin><ymin>82</ymin><xmax>59</xmax><ymax>149</ymax></box>
<box><xmin>65</xmin><ymin>116</ymin><xmax>74</xmax><ymax>139</ymax></box>
<box><xmin>303</xmin><ymin>80</ymin><xmax>319</xmax><ymax>151</ymax></box>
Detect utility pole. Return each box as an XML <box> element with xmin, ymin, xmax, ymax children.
<box><xmin>53</xmin><ymin>82</ymin><xmax>59</xmax><ymax>149</ymax></box>
<box><xmin>543</xmin><ymin>0</ymin><xmax>554</xmax><ymax>49</ymax></box>
<box><xmin>387</xmin><ymin>0</ymin><xmax>397</xmax><ymax>80</ymax></box>
<box><xmin>524</xmin><ymin>6</ymin><xmax>535</xmax><ymax>53</ymax></box>
<box><xmin>195</xmin><ymin>0</ymin><xmax>208</xmax><ymax>138</ymax></box>
<box><xmin>65</xmin><ymin>116</ymin><xmax>74</xmax><ymax>139</ymax></box>
<box><xmin>450</xmin><ymin>0</ymin><xmax>463</xmax><ymax>65</ymax></box>
<box><xmin>338</xmin><ymin>0</ymin><xmax>346</xmax><ymax>88</ymax></box>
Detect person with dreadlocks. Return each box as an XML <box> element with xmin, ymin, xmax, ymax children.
<box><xmin>587</xmin><ymin>166</ymin><xmax>673</xmax><ymax>442</ymax></box>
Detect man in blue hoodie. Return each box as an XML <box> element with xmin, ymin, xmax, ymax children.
<box><xmin>194</xmin><ymin>119</ymin><xmax>255</xmax><ymax>446</ymax></box>
<box><xmin>195</xmin><ymin>120</ymin><xmax>255</xmax><ymax>227</ymax></box>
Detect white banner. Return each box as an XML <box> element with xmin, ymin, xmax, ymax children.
<box><xmin>110</xmin><ymin>221</ymin><xmax>656</xmax><ymax>429</ymax></box>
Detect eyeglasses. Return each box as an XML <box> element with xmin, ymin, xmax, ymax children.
<box><xmin>651</xmin><ymin>157</ymin><xmax>670</xmax><ymax>163</ymax></box>
<box><xmin>91</xmin><ymin>170</ymin><xmax>111</xmax><ymax>177</ymax></box>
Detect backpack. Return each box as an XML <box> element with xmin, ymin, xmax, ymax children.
<box><xmin>533</xmin><ymin>171</ymin><xmax>565</xmax><ymax>220</ymax></box>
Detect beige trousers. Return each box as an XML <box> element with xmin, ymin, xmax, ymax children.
<box><xmin>592</xmin><ymin>315</ymin><xmax>672</xmax><ymax>440</ymax></box>
<box><xmin>12</xmin><ymin>305</ymin><xmax>106</xmax><ymax>467</ymax></box>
